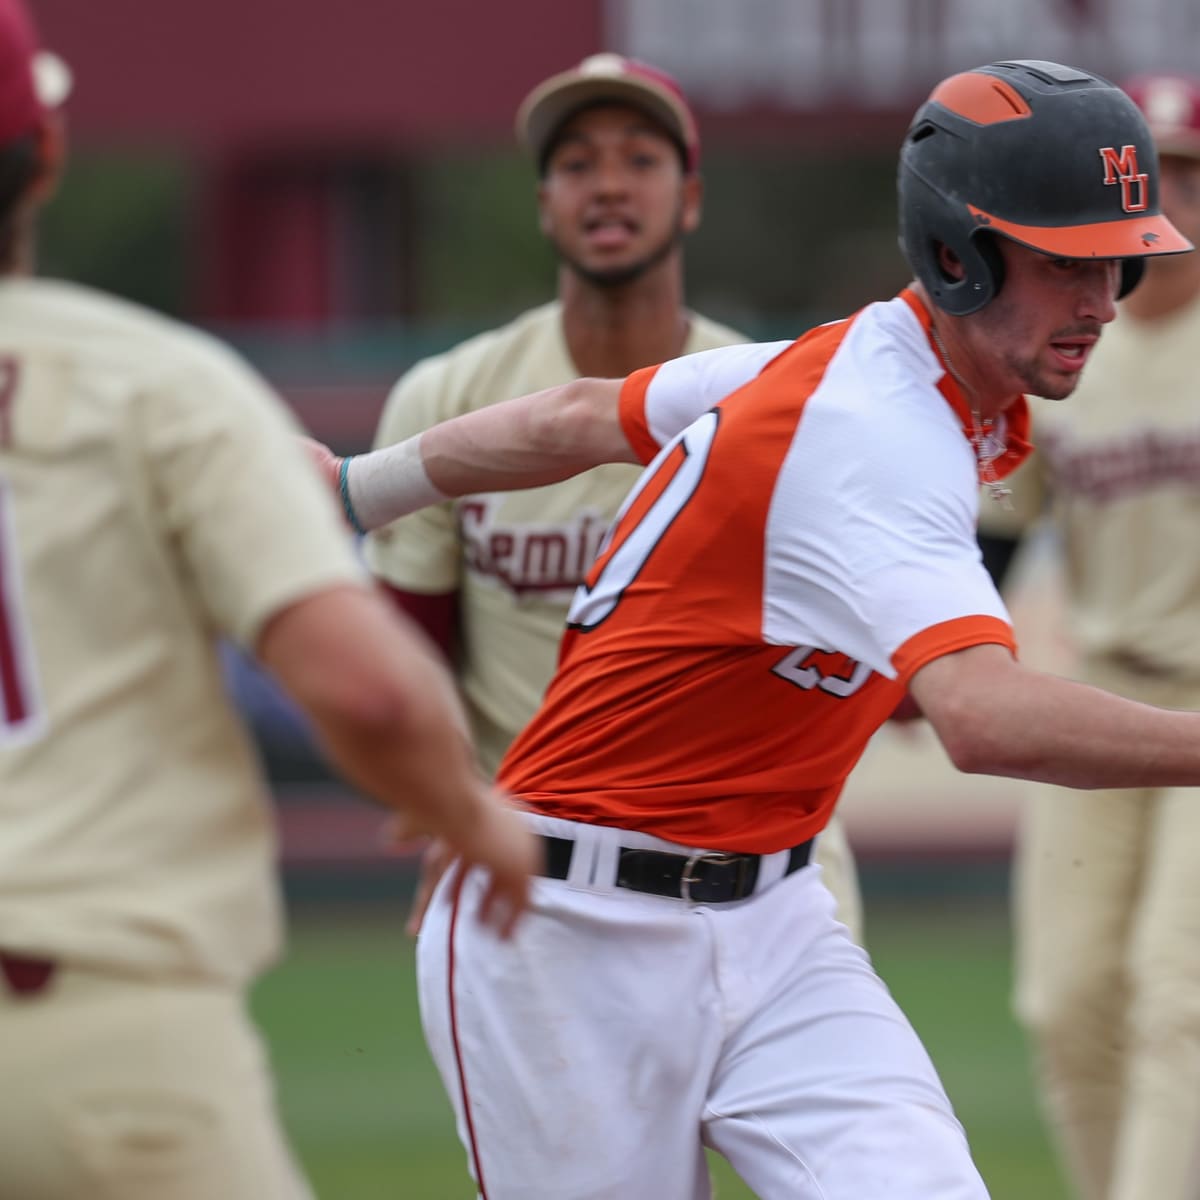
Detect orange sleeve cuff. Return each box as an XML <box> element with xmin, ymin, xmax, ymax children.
<box><xmin>891</xmin><ymin>615</ymin><xmax>1017</xmax><ymax>685</ymax></box>
<box><xmin>619</xmin><ymin>367</ymin><xmax>662</xmax><ymax>465</ymax></box>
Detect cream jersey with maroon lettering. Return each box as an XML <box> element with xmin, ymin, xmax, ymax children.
<box><xmin>997</xmin><ymin>293</ymin><xmax>1200</xmax><ymax>674</ymax></box>
<box><xmin>500</xmin><ymin>289</ymin><xmax>1030</xmax><ymax>853</ymax></box>
<box><xmin>364</xmin><ymin>301</ymin><xmax>744</xmax><ymax>776</ymax></box>
<box><xmin>0</xmin><ymin>278</ymin><xmax>363</xmax><ymax>984</ymax></box>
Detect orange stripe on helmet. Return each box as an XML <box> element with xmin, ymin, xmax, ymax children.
<box><xmin>929</xmin><ymin>72</ymin><xmax>1032</xmax><ymax>124</ymax></box>
<box><xmin>967</xmin><ymin>205</ymin><xmax>1194</xmax><ymax>256</ymax></box>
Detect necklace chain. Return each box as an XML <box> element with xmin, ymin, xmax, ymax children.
<box><xmin>929</xmin><ymin>325</ymin><xmax>1013</xmax><ymax>509</ymax></box>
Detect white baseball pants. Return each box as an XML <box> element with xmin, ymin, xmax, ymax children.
<box><xmin>417</xmin><ymin>813</ymin><xmax>988</xmax><ymax>1200</ymax></box>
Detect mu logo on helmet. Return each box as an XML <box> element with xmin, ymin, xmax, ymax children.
<box><xmin>1099</xmin><ymin>144</ymin><xmax>1149</xmax><ymax>213</ymax></box>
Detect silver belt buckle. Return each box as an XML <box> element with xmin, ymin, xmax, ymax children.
<box><xmin>680</xmin><ymin>851</ymin><xmax>741</xmax><ymax>902</ymax></box>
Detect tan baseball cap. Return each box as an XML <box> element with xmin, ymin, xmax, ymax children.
<box><xmin>1123</xmin><ymin>73</ymin><xmax>1200</xmax><ymax>161</ymax></box>
<box><xmin>516</xmin><ymin>53</ymin><xmax>700</xmax><ymax>173</ymax></box>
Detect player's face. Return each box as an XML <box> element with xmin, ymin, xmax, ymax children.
<box><xmin>537</xmin><ymin>104</ymin><xmax>701</xmax><ymax>288</ymax></box>
<box><xmin>972</xmin><ymin>239</ymin><xmax>1120</xmax><ymax>401</ymax></box>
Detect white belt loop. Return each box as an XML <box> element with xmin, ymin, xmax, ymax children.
<box><xmin>753</xmin><ymin>847</ymin><xmax>790</xmax><ymax>894</ymax></box>
<box><xmin>589</xmin><ymin>834</ymin><xmax>621</xmax><ymax>891</ymax></box>
<box><xmin>564</xmin><ymin>826</ymin><xmax>601</xmax><ymax>888</ymax></box>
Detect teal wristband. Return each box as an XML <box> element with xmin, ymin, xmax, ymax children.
<box><xmin>338</xmin><ymin>455</ymin><xmax>367</xmax><ymax>535</ymax></box>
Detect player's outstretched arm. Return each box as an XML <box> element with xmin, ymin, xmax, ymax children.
<box><xmin>911</xmin><ymin>643</ymin><xmax>1200</xmax><ymax>789</ymax></box>
<box><xmin>305</xmin><ymin>378</ymin><xmax>636</xmax><ymax>533</ymax></box>
<box><xmin>256</xmin><ymin>582</ymin><xmax>541</xmax><ymax>935</ymax></box>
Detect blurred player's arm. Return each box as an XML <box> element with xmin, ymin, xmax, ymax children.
<box><xmin>305</xmin><ymin>377</ymin><xmax>634</xmax><ymax>532</ymax></box>
<box><xmin>254</xmin><ymin>582</ymin><xmax>533</xmax><ymax>932</ymax></box>
<box><xmin>911</xmin><ymin>642</ymin><xmax>1200</xmax><ymax>788</ymax></box>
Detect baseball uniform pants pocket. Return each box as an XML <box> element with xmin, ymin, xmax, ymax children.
<box><xmin>64</xmin><ymin>1090</ymin><xmax>221</xmax><ymax>1200</ymax></box>
<box><xmin>0</xmin><ymin>969</ymin><xmax>313</xmax><ymax>1200</ymax></box>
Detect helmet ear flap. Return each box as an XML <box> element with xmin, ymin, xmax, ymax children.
<box><xmin>923</xmin><ymin>230</ymin><xmax>1005</xmax><ymax>317</ymax></box>
<box><xmin>1117</xmin><ymin>257</ymin><xmax>1145</xmax><ymax>298</ymax></box>
<box><xmin>898</xmin><ymin>168</ymin><xmax>1005</xmax><ymax>316</ymax></box>
<box><xmin>944</xmin><ymin>232</ymin><xmax>1005</xmax><ymax>317</ymax></box>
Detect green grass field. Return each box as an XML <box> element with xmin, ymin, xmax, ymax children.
<box><xmin>252</xmin><ymin>895</ymin><xmax>1066</xmax><ymax>1199</ymax></box>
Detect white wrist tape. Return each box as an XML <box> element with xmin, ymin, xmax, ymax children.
<box><xmin>344</xmin><ymin>436</ymin><xmax>450</xmax><ymax>532</ymax></box>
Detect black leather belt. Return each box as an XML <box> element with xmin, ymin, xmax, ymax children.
<box><xmin>541</xmin><ymin>835</ymin><xmax>814</xmax><ymax>903</ymax></box>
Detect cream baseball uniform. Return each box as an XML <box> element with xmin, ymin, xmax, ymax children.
<box><xmin>365</xmin><ymin>300</ymin><xmax>864</xmax><ymax>937</ymax></box>
<box><xmin>0</xmin><ymin>277</ymin><xmax>362</xmax><ymax>1200</ymax></box>
<box><xmin>1010</xmin><ymin>290</ymin><xmax>1200</xmax><ymax>1200</ymax></box>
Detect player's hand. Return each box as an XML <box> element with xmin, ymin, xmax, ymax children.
<box><xmin>443</xmin><ymin>798</ymin><xmax>542</xmax><ymax>939</ymax></box>
<box><xmin>404</xmin><ymin>836</ymin><xmax>455</xmax><ymax>937</ymax></box>
<box><xmin>298</xmin><ymin>436</ymin><xmax>343</xmax><ymax>495</ymax></box>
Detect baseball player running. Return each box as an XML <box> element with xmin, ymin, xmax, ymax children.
<box><xmin>312</xmin><ymin>61</ymin><xmax>1195</xmax><ymax>1200</ymax></box>
<box><xmin>977</xmin><ymin>73</ymin><xmax>1200</xmax><ymax>1200</ymax></box>
<box><xmin>366</xmin><ymin>53</ymin><xmax>863</xmax><ymax>940</ymax></box>
<box><xmin>0</xmin><ymin>3</ymin><xmax>536</xmax><ymax>1197</ymax></box>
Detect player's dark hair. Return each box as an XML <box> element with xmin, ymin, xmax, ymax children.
<box><xmin>0</xmin><ymin>134</ymin><xmax>38</xmax><ymax>270</ymax></box>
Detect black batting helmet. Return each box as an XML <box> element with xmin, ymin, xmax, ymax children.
<box><xmin>898</xmin><ymin>59</ymin><xmax>1193</xmax><ymax>316</ymax></box>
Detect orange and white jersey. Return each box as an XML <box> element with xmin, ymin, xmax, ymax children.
<box><xmin>499</xmin><ymin>289</ymin><xmax>1031</xmax><ymax>852</ymax></box>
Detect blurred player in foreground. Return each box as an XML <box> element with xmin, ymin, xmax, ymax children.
<box><xmin>0</xmin><ymin>1</ymin><xmax>536</xmax><ymax>1196</ymax></box>
<box><xmin>982</xmin><ymin>73</ymin><xmax>1200</xmax><ymax>1200</ymax></box>
<box><xmin>312</xmin><ymin>61</ymin><xmax>1196</xmax><ymax>1199</ymax></box>
<box><xmin>366</xmin><ymin>53</ymin><xmax>863</xmax><ymax>940</ymax></box>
